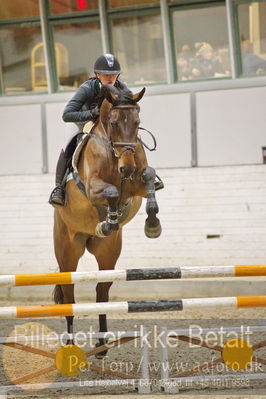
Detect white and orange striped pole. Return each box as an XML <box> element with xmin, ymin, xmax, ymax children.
<box><xmin>1</xmin><ymin>296</ymin><xmax>266</xmax><ymax>318</ymax></box>
<box><xmin>1</xmin><ymin>265</ymin><xmax>266</xmax><ymax>287</ymax></box>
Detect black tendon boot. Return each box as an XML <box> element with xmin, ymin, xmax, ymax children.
<box><xmin>48</xmin><ymin>150</ymin><xmax>68</xmax><ymax>207</ymax></box>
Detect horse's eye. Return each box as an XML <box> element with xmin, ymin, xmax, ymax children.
<box><xmin>110</xmin><ymin>121</ymin><xmax>117</xmax><ymax>127</ymax></box>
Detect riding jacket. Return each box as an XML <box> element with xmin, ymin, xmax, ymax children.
<box><xmin>62</xmin><ymin>77</ymin><xmax>128</xmax><ymax>128</ymax></box>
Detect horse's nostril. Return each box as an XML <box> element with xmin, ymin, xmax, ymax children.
<box><xmin>120</xmin><ymin>167</ymin><xmax>125</xmax><ymax>175</ymax></box>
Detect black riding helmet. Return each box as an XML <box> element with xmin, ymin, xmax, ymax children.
<box><xmin>94</xmin><ymin>54</ymin><xmax>121</xmax><ymax>75</ymax></box>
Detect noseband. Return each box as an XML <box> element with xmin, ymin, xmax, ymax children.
<box><xmin>109</xmin><ymin>104</ymin><xmax>139</xmax><ymax>159</ymax></box>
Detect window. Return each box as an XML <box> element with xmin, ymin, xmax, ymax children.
<box><xmin>52</xmin><ymin>21</ymin><xmax>102</xmax><ymax>90</ymax></box>
<box><xmin>0</xmin><ymin>0</ymin><xmax>39</xmax><ymax>19</ymax></box>
<box><xmin>0</xmin><ymin>25</ymin><xmax>43</xmax><ymax>94</ymax></box>
<box><xmin>2</xmin><ymin>1</ymin><xmax>266</xmax><ymax>97</ymax></box>
<box><xmin>110</xmin><ymin>13</ymin><xmax>166</xmax><ymax>85</ymax></box>
<box><xmin>108</xmin><ymin>0</ymin><xmax>160</xmax><ymax>8</ymax></box>
<box><xmin>237</xmin><ymin>1</ymin><xmax>266</xmax><ymax>76</ymax></box>
<box><xmin>49</xmin><ymin>0</ymin><xmax>98</xmax><ymax>15</ymax></box>
<box><xmin>0</xmin><ymin>1</ymin><xmax>42</xmax><ymax>95</ymax></box>
<box><xmin>171</xmin><ymin>4</ymin><xmax>231</xmax><ymax>81</ymax></box>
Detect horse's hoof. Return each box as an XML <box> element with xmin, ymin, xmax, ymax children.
<box><xmin>145</xmin><ymin>219</ymin><xmax>162</xmax><ymax>238</ymax></box>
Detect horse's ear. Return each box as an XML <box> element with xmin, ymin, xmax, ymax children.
<box><xmin>104</xmin><ymin>85</ymin><xmax>119</xmax><ymax>105</ymax></box>
<box><xmin>133</xmin><ymin>87</ymin><xmax>146</xmax><ymax>102</ymax></box>
<box><xmin>105</xmin><ymin>91</ymin><xmax>119</xmax><ymax>105</ymax></box>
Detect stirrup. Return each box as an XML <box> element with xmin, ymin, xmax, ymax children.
<box><xmin>155</xmin><ymin>175</ymin><xmax>164</xmax><ymax>191</ymax></box>
<box><xmin>48</xmin><ymin>186</ymin><xmax>66</xmax><ymax>208</ymax></box>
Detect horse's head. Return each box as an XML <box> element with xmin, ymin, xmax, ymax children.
<box><xmin>100</xmin><ymin>85</ymin><xmax>145</xmax><ymax>179</ymax></box>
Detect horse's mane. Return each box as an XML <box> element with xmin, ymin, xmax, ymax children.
<box><xmin>98</xmin><ymin>84</ymin><xmax>137</xmax><ymax>108</ymax></box>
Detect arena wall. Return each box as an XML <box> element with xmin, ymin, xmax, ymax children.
<box><xmin>0</xmin><ymin>84</ymin><xmax>265</xmax><ymax>175</ymax></box>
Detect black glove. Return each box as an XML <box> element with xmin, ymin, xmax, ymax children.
<box><xmin>90</xmin><ymin>106</ymin><xmax>100</xmax><ymax>122</ymax></box>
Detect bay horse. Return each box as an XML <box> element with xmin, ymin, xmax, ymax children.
<box><xmin>53</xmin><ymin>84</ymin><xmax>161</xmax><ymax>354</ymax></box>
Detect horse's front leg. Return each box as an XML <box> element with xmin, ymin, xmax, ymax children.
<box><xmin>89</xmin><ymin>179</ymin><xmax>119</xmax><ymax>237</ymax></box>
<box><xmin>95</xmin><ymin>185</ymin><xmax>119</xmax><ymax>237</ymax></box>
<box><xmin>141</xmin><ymin>166</ymin><xmax>162</xmax><ymax>238</ymax></box>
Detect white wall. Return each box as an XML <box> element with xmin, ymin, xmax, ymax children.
<box><xmin>0</xmin><ymin>104</ymin><xmax>42</xmax><ymax>174</ymax></box>
<box><xmin>44</xmin><ymin>91</ymin><xmax>191</xmax><ymax>173</ymax></box>
<box><xmin>140</xmin><ymin>92</ymin><xmax>191</xmax><ymax>168</ymax></box>
<box><xmin>46</xmin><ymin>102</ymin><xmax>71</xmax><ymax>172</ymax></box>
<box><xmin>197</xmin><ymin>86</ymin><xmax>266</xmax><ymax>166</ymax></box>
<box><xmin>0</xmin><ymin>85</ymin><xmax>265</xmax><ymax>174</ymax></box>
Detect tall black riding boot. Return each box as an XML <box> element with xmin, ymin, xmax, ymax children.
<box><xmin>48</xmin><ymin>150</ymin><xmax>69</xmax><ymax>207</ymax></box>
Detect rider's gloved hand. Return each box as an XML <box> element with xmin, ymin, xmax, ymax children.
<box><xmin>90</xmin><ymin>106</ymin><xmax>100</xmax><ymax>122</ymax></box>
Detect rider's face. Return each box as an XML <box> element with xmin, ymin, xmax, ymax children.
<box><xmin>96</xmin><ymin>73</ymin><xmax>118</xmax><ymax>85</ymax></box>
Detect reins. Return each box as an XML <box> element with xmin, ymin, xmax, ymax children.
<box><xmin>87</xmin><ymin>132</ymin><xmax>137</xmax><ymax>159</ymax></box>
<box><xmin>90</xmin><ymin>103</ymin><xmax>157</xmax><ymax>156</ymax></box>
<box><xmin>88</xmin><ymin>129</ymin><xmax>156</xmax><ymax>158</ymax></box>
<box><xmin>138</xmin><ymin>127</ymin><xmax>157</xmax><ymax>152</ymax></box>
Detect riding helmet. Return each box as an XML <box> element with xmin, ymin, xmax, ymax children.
<box><xmin>94</xmin><ymin>54</ymin><xmax>121</xmax><ymax>75</ymax></box>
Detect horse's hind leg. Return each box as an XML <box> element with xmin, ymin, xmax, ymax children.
<box><xmin>54</xmin><ymin>214</ymin><xmax>87</xmax><ymax>344</ymax></box>
<box><xmin>87</xmin><ymin>230</ymin><xmax>122</xmax><ymax>357</ymax></box>
<box><xmin>142</xmin><ymin>166</ymin><xmax>162</xmax><ymax>238</ymax></box>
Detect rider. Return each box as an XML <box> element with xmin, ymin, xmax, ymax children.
<box><xmin>48</xmin><ymin>53</ymin><xmax>163</xmax><ymax>208</ymax></box>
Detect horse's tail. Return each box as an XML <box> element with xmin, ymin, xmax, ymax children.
<box><xmin>53</xmin><ymin>284</ymin><xmax>64</xmax><ymax>304</ymax></box>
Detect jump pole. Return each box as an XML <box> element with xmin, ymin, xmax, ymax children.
<box><xmin>1</xmin><ymin>296</ymin><xmax>266</xmax><ymax>318</ymax></box>
<box><xmin>1</xmin><ymin>265</ymin><xmax>266</xmax><ymax>287</ymax></box>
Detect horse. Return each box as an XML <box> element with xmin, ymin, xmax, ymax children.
<box><xmin>53</xmin><ymin>84</ymin><xmax>161</xmax><ymax>355</ymax></box>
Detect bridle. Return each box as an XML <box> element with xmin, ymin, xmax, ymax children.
<box><xmin>108</xmin><ymin>104</ymin><xmax>139</xmax><ymax>159</ymax></box>
<box><xmin>88</xmin><ymin>103</ymin><xmax>158</xmax><ymax>159</ymax></box>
